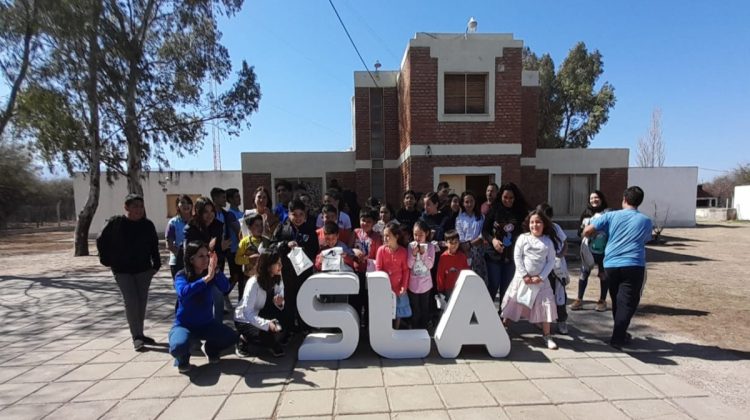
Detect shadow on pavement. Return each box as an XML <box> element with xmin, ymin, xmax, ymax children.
<box><xmin>637</xmin><ymin>304</ymin><xmax>710</xmax><ymax>317</ymax></box>
<box><xmin>645</xmin><ymin>247</ymin><xmax>712</xmax><ymax>263</ymax></box>
<box><xmin>623</xmin><ymin>336</ymin><xmax>750</xmax><ymax>366</ymax></box>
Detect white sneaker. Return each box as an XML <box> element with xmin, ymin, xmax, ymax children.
<box><xmin>544</xmin><ymin>335</ymin><xmax>558</xmax><ymax>350</ymax></box>
<box><xmin>558</xmin><ymin>321</ymin><xmax>569</xmax><ymax>335</ymax></box>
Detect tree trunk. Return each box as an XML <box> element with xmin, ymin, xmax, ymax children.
<box><xmin>75</xmin><ymin>170</ymin><xmax>99</xmax><ymax>256</ymax></box>
<box><xmin>125</xmin><ymin>66</ymin><xmax>143</xmax><ymax>196</ymax></box>
<box><xmin>0</xmin><ymin>0</ymin><xmax>38</xmax><ymax>138</ymax></box>
<box><xmin>73</xmin><ymin>0</ymin><xmax>103</xmax><ymax>257</ymax></box>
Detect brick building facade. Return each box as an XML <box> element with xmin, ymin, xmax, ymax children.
<box><xmin>242</xmin><ymin>32</ymin><xmax>628</xmax><ymax>221</ymax></box>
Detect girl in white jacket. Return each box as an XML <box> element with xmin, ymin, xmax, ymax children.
<box><xmin>501</xmin><ymin>209</ymin><xmax>560</xmax><ymax>349</ymax></box>
<box><xmin>234</xmin><ymin>250</ymin><xmax>286</xmax><ymax>357</ymax></box>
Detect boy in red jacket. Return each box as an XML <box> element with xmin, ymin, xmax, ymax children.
<box><xmin>436</xmin><ymin>229</ymin><xmax>470</xmax><ymax>302</ymax></box>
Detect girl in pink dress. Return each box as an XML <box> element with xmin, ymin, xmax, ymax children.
<box><xmin>501</xmin><ymin>209</ymin><xmax>560</xmax><ymax>349</ymax></box>
<box><xmin>375</xmin><ymin>222</ymin><xmax>411</xmax><ymax>329</ymax></box>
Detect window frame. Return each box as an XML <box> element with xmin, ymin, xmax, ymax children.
<box><xmin>443</xmin><ymin>72</ymin><xmax>488</xmax><ymax>115</ymax></box>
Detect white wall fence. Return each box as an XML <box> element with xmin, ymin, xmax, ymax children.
<box><xmin>74</xmin><ymin>171</ymin><xmax>243</xmax><ymax>236</ymax></box>
<box><xmin>735</xmin><ymin>185</ymin><xmax>750</xmax><ymax>220</ymax></box>
<box><xmin>628</xmin><ymin>167</ymin><xmax>698</xmax><ymax>227</ymax></box>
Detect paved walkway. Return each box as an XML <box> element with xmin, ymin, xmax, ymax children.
<box><xmin>0</xmin><ymin>264</ymin><xmax>743</xmax><ymax>420</ymax></box>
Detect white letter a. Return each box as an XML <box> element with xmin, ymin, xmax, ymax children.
<box><xmin>434</xmin><ymin>271</ymin><xmax>511</xmax><ymax>358</ymax></box>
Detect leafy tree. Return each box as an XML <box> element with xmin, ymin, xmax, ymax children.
<box><xmin>96</xmin><ymin>0</ymin><xmax>261</xmax><ymax>195</ymax></box>
<box><xmin>0</xmin><ymin>141</ymin><xmax>38</xmax><ymax>228</ymax></box>
<box><xmin>15</xmin><ymin>0</ymin><xmax>261</xmax><ymax>255</ymax></box>
<box><xmin>15</xmin><ymin>0</ymin><xmax>104</xmax><ymax>256</ymax></box>
<box><xmin>523</xmin><ymin>42</ymin><xmax>616</xmax><ymax>148</ymax></box>
<box><xmin>704</xmin><ymin>163</ymin><xmax>750</xmax><ymax>206</ymax></box>
<box><xmin>636</xmin><ymin>107</ymin><xmax>665</xmax><ymax>167</ymax></box>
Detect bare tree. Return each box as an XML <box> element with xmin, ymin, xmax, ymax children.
<box><xmin>636</xmin><ymin>107</ymin><xmax>665</xmax><ymax>167</ymax></box>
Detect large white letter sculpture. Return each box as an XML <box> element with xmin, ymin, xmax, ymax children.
<box><xmin>366</xmin><ymin>271</ymin><xmax>431</xmax><ymax>358</ymax></box>
<box><xmin>297</xmin><ymin>272</ymin><xmax>360</xmax><ymax>360</ymax></box>
<box><xmin>434</xmin><ymin>270</ymin><xmax>511</xmax><ymax>358</ymax></box>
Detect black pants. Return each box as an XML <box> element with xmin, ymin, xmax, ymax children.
<box><xmin>549</xmin><ymin>273</ymin><xmax>568</xmax><ymax>322</ymax></box>
<box><xmin>235</xmin><ymin>289</ymin><xmax>287</xmax><ymax>350</ymax></box>
<box><xmin>605</xmin><ymin>266</ymin><xmax>645</xmax><ymax>344</ymax></box>
<box><xmin>408</xmin><ymin>290</ymin><xmax>431</xmax><ymax>330</ymax></box>
<box><xmin>349</xmin><ymin>272</ymin><xmax>368</xmax><ymax>326</ymax></box>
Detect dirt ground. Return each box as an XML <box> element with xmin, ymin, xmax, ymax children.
<box><xmin>571</xmin><ymin>222</ymin><xmax>750</xmax><ymax>354</ymax></box>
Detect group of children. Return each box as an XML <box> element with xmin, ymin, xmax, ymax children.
<box><xmin>165</xmin><ymin>180</ymin><xmax>599</xmax><ymax>371</ymax></box>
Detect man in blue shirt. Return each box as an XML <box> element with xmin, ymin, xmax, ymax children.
<box><xmin>584</xmin><ymin>186</ymin><xmax>652</xmax><ymax>349</ymax></box>
<box><xmin>273</xmin><ymin>180</ymin><xmax>293</xmax><ymax>225</ymax></box>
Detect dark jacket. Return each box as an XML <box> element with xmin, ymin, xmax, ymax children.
<box><xmin>396</xmin><ymin>208</ymin><xmax>420</xmax><ymax>229</ymax></box>
<box><xmin>273</xmin><ymin>220</ymin><xmax>319</xmax><ymax>284</ymax></box>
<box><xmin>184</xmin><ymin>219</ymin><xmax>224</xmax><ymax>259</ymax></box>
<box><xmin>97</xmin><ymin>216</ymin><xmax>160</xmax><ymax>274</ymax></box>
<box><xmin>419</xmin><ymin>211</ymin><xmax>451</xmax><ymax>242</ymax></box>
<box><xmin>483</xmin><ymin>204</ymin><xmax>526</xmax><ymax>261</ymax></box>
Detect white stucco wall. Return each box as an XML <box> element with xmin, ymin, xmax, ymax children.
<box><xmin>734</xmin><ymin>185</ymin><xmax>750</xmax><ymax>220</ymax></box>
<box><xmin>241</xmin><ymin>151</ymin><xmax>355</xmax><ymax>193</ymax></box>
<box><xmin>628</xmin><ymin>167</ymin><xmax>698</xmax><ymax>227</ymax></box>
<box><xmin>521</xmin><ymin>148</ymin><xmax>629</xmax><ymax>173</ymax></box>
<box><xmin>74</xmin><ymin>170</ymin><xmax>243</xmax><ymax>236</ymax></box>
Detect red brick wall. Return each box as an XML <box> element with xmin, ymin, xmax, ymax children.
<box><xmin>354</xmin><ymin>87</ymin><xmax>400</xmax><ymax>161</ymax></box>
<box><xmin>600</xmin><ymin>168</ymin><xmax>628</xmax><ymax>210</ymax></box>
<box><xmin>521</xmin><ymin>86</ymin><xmax>539</xmax><ymax>157</ymax></box>
<box><xmin>354</xmin><ymin>87</ymin><xmax>370</xmax><ymax>161</ymax></box>
<box><xmin>326</xmin><ymin>172</ymin><xmax>357</xmax><ymax>192</ymax></box>
<box><xmin>355</xmin><ymin>169</ymin><xmax>371</xmax><ymax>203</ymax></box>
<box><xmin>398</xmin><ymin>52</ymin><xmax>412</xmax><ymax>155</ymax></box>
<box><xmin>383</xmin><ymin>87</ymin><xmax>400</xmax><ymax>160</ymax></box>
<box><xmin>520</xmin><ymin>166</ymin><xmax>549</xmax><ymax>208</ymax></box>
<box><xmin>384</xmin><ymin>168</ymin><xmax>401</xmax><ymax>208</ymax></box>
<box><xmin>401</xmin><ymin>47</ymin><xmax>524</xmax><ymax>147</ymax></box>
<box><xmin>242</xmin><ymin>173</ymin><xmax>271</xmax><ymax>208</ymax></box>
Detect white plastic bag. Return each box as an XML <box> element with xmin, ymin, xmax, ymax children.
<box><xmin>288</xmin><ymin>247</ymin><xmax>313</xmax><ymax>275</ymax></box>
<box><xmin>580</xmin><ymin>237</ymin><xmax>595</xmax><ymax>270</ymax></box>
<box><xmin>553</xmin><ymin>257</ymin><xmax>570</xmax><ymax>286</ymax></box>
<box><xmin>516</xmin><ymin>281</ymin><xmax>541</xmax><ymax>309</ymax></box>
<box><xmin>321</xmin><ymin>247</ymin><xmax>343</xmax><ymax>272</ymax></box>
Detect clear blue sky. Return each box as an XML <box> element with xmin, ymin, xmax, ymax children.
<box><xmin>164</xmin><ymin>0</ymin><xmax>750</xmax><ymax>183</ymax></box>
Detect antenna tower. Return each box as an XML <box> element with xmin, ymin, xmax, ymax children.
<box><xmin>212</xmin><ymin>80</ymin><xmax>221</xmax><ymax>170</ymax></box>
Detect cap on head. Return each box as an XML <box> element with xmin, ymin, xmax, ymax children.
<box><xmin>124</xmin><ymin>193</ymin><xmax>144</xmax><ymax>205</ymax></box>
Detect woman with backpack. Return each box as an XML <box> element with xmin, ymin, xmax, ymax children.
<box><xmin>571</xmin><ymin>190</ymin><xmax>609</xmax><ymax>312</ymax></box>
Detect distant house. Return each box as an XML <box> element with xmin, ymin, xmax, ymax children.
<box><xmin>696</xmin><ymin>185</ymin><xmax>718</xmax><ymax>208</ymax></box>
<box><xmin>240</xmin><ymin>32</ymin><xmax>629</xmax><ymax>221</ymax></box>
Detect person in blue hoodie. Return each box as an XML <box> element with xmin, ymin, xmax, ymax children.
<box><xmin>169</xmin><ymin>240</ymin><xmax>238</xmax><ymax>373</ymax></box>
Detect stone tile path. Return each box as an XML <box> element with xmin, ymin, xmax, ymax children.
<box><xmin>0</xmin><ymin>268</ymin><xmax>743</xmax><ymax>419</ymax></box>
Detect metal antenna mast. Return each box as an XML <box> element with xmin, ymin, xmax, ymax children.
<box><xmin>212</xmin><ymin>80</ymin><xmax>221</xmax><ymax>170</ymax></box>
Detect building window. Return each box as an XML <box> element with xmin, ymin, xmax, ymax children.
<box><xmin>550</xmin><ymin>174</ymin><xmax>597</xmax><ymax>218</ymax></box>
<box><xmin>444</xmin><ymin>73</ymin><xmax>487</xmax><ymax>114</ymax></box>
<box><xmin>370</xmin><ymin>88</ymin><xmax>384</xmax><ymax>159</ymax></box>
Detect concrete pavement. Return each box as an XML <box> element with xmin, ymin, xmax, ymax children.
<box><xmin>0</xmin><ymin>264</ymin><xmax>743</xmax><ymax>419</ymax></box>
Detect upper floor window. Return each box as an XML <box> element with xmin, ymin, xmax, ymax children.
<box><xmin>444</xmin><ymin>73</ymin><xmax>487</xmax><ymax>114</ymax></box>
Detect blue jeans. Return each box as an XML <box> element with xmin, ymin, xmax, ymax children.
<box><xmin>168</xmin><ymin>321</ymin><xmax>237</xmax><ymax>366</ymax></box>
<box><xmin>485</xmin><ymin>258</ymin><xmax>516</xmax><ymax>305</ymax></box>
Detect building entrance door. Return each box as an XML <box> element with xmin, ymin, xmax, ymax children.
<box><xmin>466</xmin><ymin>175</ymin><xmax>494</xmax><ymax>195</ymax></box>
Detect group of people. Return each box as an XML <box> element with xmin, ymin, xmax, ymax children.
<box><xmin>96</xmin><ymin>179</ymin><xmax>652</xmax><ymax>372</ymax></box>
